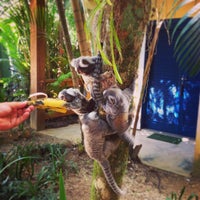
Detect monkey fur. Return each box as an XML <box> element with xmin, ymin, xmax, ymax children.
<box><xmin>102</xmin><ymin>86</ymin><xmax>135</xmax><ymax>147</ymax></box>
<box><xmin>80</xmin><ymin>111</ymin><xmax>124</xmax><ymax>195</ymax></box>
<box><xmin>70</xmin><ymin>54</ymin><xmax>117</xmax><ymax>106</ymax></box>
<box><xmin>70</xmin><ymin>53</ymin><xmax>103</xmax><ymax>105</ymax></box>
<box><xmin>70</xmin><ymin>54</ymin><xmax>134</xmax><ymax>147</ymax></box>
<box><xmin>60</xmin><ymin>54</ymin><xmax>135</xmax><ymax>195</ymax></box>
<box><xmin>58</xmin><ymin>88</ymin><xmax>124</xmax><ymax>195</ymax></box>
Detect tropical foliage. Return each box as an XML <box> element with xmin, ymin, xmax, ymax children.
<box><xmin>166</xmin><ymin>186</ymin><xmax>199</xmax><ymax>200</ymax></box>
<box><xmin>169</xmin><ymin>0</ymin><xmax>200</xmax><ymax>76</ymax></box>
<box><xmin>0</xmin><ymin>143</ymin><xmax>78</xmax><ymax>200</ymax></box>
<box><xmin>0</xmin><ymin>0</ymin><xmax>30</xmax><ymax>101</ymax></box>
<box><xmin>0</xmin><ymin>0</ymin><xmax>78</xmax><ymax>101</ymax></box>
<box><xmin>85</xmin><ymin>0</ymin><xmax>123</xmax><ymax>83</ymax></box>
<box><xmin>0</xmin><ymin>0</ymin><xmax>199</xmax><ymax>199</ymax></box>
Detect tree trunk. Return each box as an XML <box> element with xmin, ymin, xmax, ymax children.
<box><xmin>89</xmin><ymin>0</ymin><xmax>151</xmax><ymax>199</ymax></box>
<box><xmin>55</xmin><ymin>0</ymin><xmax>79</xmax><ymax>88</ymax></box>
<box><xmin>90</xmin><ymin>143</ymin><xmax>128</xmax><ymax>200</ymax></box>
<box><xmin>70</xmin><ymin>0</ymin><xmax>92</xmax><ymax>94</ymax></box>
<box><xmin>70</xmin><ymin>0</ymin><xmax>91</xmax><ymax>56</ymax></box>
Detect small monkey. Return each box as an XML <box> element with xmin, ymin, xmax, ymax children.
<box><xmin>102</xmin><ymin>87</ymin><xmax>135</xmax><ymax>147</ymax></box>
<box><xmin>70</xmin><ymin>53</ymin><xmax>103</xmax><ymax>106</ymax></box>
<box><xmin>58</xmin><ymin>88</ymin><xmax>124</xmax><ymax>195</ymax></box>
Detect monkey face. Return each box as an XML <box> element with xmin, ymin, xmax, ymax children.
<box><xmin>58</xmin><ymin>88</ymin><xmax>96</xmax><ymax>115</ymax></box>
<box><xmin>58</xmin><ymin>88</ymin><xmax>85</xmax><ymax>112</ymax></box>
<box><xmin>58</xmin><ymin>88</ymin><xmax>77</xmax><ymax>102</ymax></box>
<box><xmin>103</xmin><ymin>87</ymin><xmax>132</xmax><ymax>133</ymax></box>
<box><xmin>70</xmin><ymin>56</ymin><xmax>98</xmax><ymax>76</ymax></box>
<box><xmin>103</xmin><ymin>87</ymin><xmax>129</xmax><ymax>116</ymax></box>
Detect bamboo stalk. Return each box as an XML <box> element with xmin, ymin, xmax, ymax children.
<box><xmin>55</xmin><ymin>0</ymin><xmax>79</xmax><ymax>88</ymax></box>
<box><xmin>70</xmin><ymin>0</ymin><xmax>91</xmax><ymax>56</ymax></box>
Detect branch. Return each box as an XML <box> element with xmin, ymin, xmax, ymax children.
<box><xmin>132</xmin><ymin>20</ymin><xmax>163</xmax><ymax>136</ymax></box>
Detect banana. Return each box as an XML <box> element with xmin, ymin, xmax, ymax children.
<box><xmin>27</xmin><ymin>93</ymin><xmax>67</xmax><ymax>113</ymax></box>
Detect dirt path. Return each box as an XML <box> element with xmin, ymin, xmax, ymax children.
<box><xmin>0</xmin><ymin>130</ymin><xmax>199</xmax><ymax>200</ymax></box>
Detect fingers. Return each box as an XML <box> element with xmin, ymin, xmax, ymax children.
<box><xmin>25</xmin><ymin>105</ymin><xmax>35</xmax><ymax>112</ymax></box>
<box><xmin>0</xmin><ymin>102</ymin><xmax>35</xmax><ymax>116</ymax></box>
<box><xmin>14</xmin><ymin>104</ymin><xmax>35</xmax><ymax>125</ymax></box>
<box><xmin>14</xmin><ymin>111</ymin><xmax>30</xmax><ymax>127</ymax></box>
<box><xmin>0</xmin><ymin>102</ymin><xmax>35</xmax><ymax>130</ymax></box>
<box><xmin>9</xmin><ymin>107</ymin><xmax>33</xmax><ymax>128</ymax></box>
<box><xmin>9</xmin><ymin>101</ymin><xmax>28</xmax><ymax>109</ymax></box>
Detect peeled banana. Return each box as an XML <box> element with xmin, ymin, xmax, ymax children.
<box><xmin>27</xmin><ymin>92</ymin><xmax>67</xmax><ymax>113</ymax></box>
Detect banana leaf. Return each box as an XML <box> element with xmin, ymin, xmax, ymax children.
<box><xmin>169</xmin><ymin>1</ymin><xmax>200</xmax><ymax>76</ymax></box>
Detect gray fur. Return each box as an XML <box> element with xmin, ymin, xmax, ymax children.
<box><xmin>58</xmin><ymin>88</ymin><xmax>124</xmax><ymax>195</ymax></box>
<box><xmin>102</xmin><ymin>87</ymin><xmax>135</xmax><ymax>147</ymax></box>
<box><xmin>58</xmin><ymin>88</ymin><xmax>96</xmax><ymax>115</ymax></box>
<box><xmin>70</xmin><ymin>53</ymin><xmax>103</xmax><ymax>105</ymax></box>
<box><xmin>60</xmin><ymin>54</ymin><xmax>134</xmax><ymax>195</ymax></box>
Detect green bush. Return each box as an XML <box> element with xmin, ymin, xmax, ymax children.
<box><xmin>0</xmin><ymin>143</ymin><xmax>78</xmax><ymax>200</ymax></box>
<box><xmin>166</xmin><ymin>186</ymin><xmax>199</xmax><ymax>200</ymax></box>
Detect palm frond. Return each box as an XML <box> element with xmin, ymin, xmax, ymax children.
<box><xmin>170</xmin><ymin>1</ymin><xmax>200</xmax><ymax>76</ymax></box>
<box><xmin>168</xmin><ymin>0</ymin><xmax>194</xmax><ymax>19</ymax></box>
<box><xmin>172</xmin><ymin>4</ymin><xmax>200</xmax><ymax>44</ymax></box>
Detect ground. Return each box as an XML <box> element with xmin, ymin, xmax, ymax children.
<box><xmin>0</xmin><ymin>120</ymin><xmax>199</xmax><ymax>200</ymax></box>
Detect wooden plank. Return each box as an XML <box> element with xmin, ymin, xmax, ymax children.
<box><xmin>30</xmin><ymin>0</ymin><xmax>46</xmax><ymax>131</ymax></box>
<box><xmin>193</xmin><ymin>95</ymin><xmax>200</xmax><ymax>177</ymax></box>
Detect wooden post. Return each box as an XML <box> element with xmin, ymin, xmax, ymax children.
<box><xmin>193</xmin><ymin>94</ymin><xmax>200</xmax><ymax>177</ymax></box>
<box><xmin>30</xmin><ymin>0</ymin><xmax>46</xmax><ymax>130</ymax></box>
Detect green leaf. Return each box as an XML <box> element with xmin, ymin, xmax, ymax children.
<box><xmin>170</xmin><ymin>0</ymin><xmax>195</xmax><ymax>19</ymax></box>
<box><xmin>99</xmin><ymin>50</ymin><xmax>112</xmax><ymax>66</ymax></box>
<box><xmin>94</xmin><ymin>0</ymin><xmax>101</xmax><ymax>4</ymax></box>
<box><xmin>87</xmin><ymin>1</ymin><xmax>106</xmax><ymax>28</ymax></box>
<box><xmin>178</xmin><ymin>186</ymin><xmax>186</xmax><ymax>200</ymax></box>
<box><xmin>171</xmin><ymin>2</ymin><xmax>200</xmax><ymax>76</ymax></box>
<box><xmin>187</xmin><ymin>193</ymin><xmax>199</xmax><ymax>200</ymax></box>
<box><xmin>95</xmin><ymin>4</ymin><xmax>113</xmax><ymax>66</ymax></box>
<box><xmin>109</xmin><ymin>8</ymin><xmax>122</xmax><ymax>84</ymax></box>
<box><xmin>95</xmin><ymin>6</ymin><xmax>104</xmax><ymax>52</ymax></box>
<box><xmin>175</xmin><ymin>27</ymin><xmax>199</xmax><ymax>61</ymax></box>
<box><xmin>176</xmin><ymin>35</ymin><xmax>199</xmax><ymax>67</ymax></box>
<box><xmin>173</xmin><ymin>19</ymin><xmax>199</xmax><ymax>55</ymax></box>
<box><xmin>106</xmin><ymin>0</ymin><xmax>112</xmax><ymax>6</ymax></box>
<box><xmin>190</xmin><ymin>61</ymin><xmax>200</xmax><ymax>76</ymax></box>
<box><xmin>59</xmin><ymin>170</ymin><xmax>67</xmax><ymax>200</ymax></box>
<box><xmin>172</xmin><ymin>3</ymin><xmax>200</xmax><ymax>41</ymax></box>
<box><xmin>173</xmin><ymin>9</ymin><xmax>200</xmax><ymax>48</ymax></box>
<box><xmin>85</xmin><ymin>0</ymin><xmax>122</xmax><ymax>83</ymax></box>
<box><xmin>171</xmin><ymin>192</ymin><xmax>177</xmax><ymax>200</ymax></box>
<box><xmin>168</xmin><ymin>0</ymin><xmax>195</xmax><ymax>29</ymax></box>
<box><xmin>113</xmin><ymin>25</ymin><xmax>123</xmax><ymax>61</ymax></box>
<box><xmin>0</xmin><ymin>156</ymin><xmax>35</xmax><ymax>175</ymax></box>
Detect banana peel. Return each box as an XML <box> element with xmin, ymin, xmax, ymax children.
<box><xmin>27</xmin><ymin>92</ymin><xmax>67</xmax><ymax>113</ymax></box>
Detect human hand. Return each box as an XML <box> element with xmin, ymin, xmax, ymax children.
<box><xmin>0</xmin><ymin>101</ymin><xmax>34</xmax><ymax>131</ymax></box>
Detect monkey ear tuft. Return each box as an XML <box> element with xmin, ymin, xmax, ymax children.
<box><xmin>80</xmin><ymin>57</ymin><xmax>95</xmax><ymax>67</ymax></box>
<box><xmin>108</xmin><ymin>95</ymin><xmax>116</xmax><ymax>105</ymax></box>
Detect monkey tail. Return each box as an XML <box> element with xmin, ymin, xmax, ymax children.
<box><xmin>92</xmin><ymin>53</ymin><xmax>103</xmax><ymax>105</ymax></box>
<box><xmin>99</xmin><ymin>159</ymin><xmax>126</xmax><ymax>196</ymax></box>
